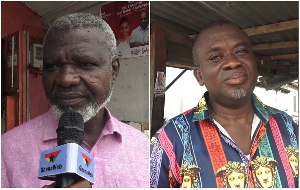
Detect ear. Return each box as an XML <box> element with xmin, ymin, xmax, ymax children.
<box><xmin>111</xmin><ymin>58</ymin><xmax>120</xmax><ymax>85</ymax></box>
<box><xmin>193</xmin><ymin>68</ymin><xmax>205</xmax><ymax>86</ymax></box>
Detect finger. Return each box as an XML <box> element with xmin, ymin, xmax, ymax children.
<box><xmin>43</xmin><ymin>182</ymin><xmax>56</xmax><ymax>188</ymax></box>
<box><xmin>67</xmin><ymin>180</ymin><xmax>91</xmax><ymax>188</ymax></box>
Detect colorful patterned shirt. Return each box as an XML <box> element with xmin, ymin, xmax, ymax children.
<box><xmin>150</xmin><ymin>92</ymin><xmax>298</xmax><ymax>188</ymax></box>
<box><xmin>2</xmin><ymin>108</ymin><xmax>149</xmax><ymax>188</ymax></box>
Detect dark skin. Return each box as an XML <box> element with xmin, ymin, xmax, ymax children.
<box><xmin>43</xmin><ymin>180</ymin><xmax>91</xmax><ymax>188</ymax></box>
<box><xmin>42</xmin><ymin>28</ymin><xmax>120</xmax><ymax>187</ymax></box>
<box><xmin>193</xmin><ymin>22</ymin><xmax>258</xmax><ymax>155</ymax></box>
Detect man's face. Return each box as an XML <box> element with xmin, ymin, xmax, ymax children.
<box><xmin>140</xmin><ymin>12</ymin><xmax>148</xmax><ymax>30</ymax></box>
<box><xmin>194</xmin><ymin>23</ymin><xmax>257</xmax><ymax>102</ymax></box>
<box><xmin>42</xmin><ymin>28</ymin><xmax>119</xmax><ymax>122</ymax></box>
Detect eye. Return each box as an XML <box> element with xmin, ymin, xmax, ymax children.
<box><xmin>208</xmin><ymin>54</ymin><xmax>222</xmax><ymax>62</ymax></box>
<box><xmin>44</xmin><ymin>64</ymin><xmax>59</xmax><ymax>70</ymax></box>
<box><xmin>80</xmin><ymin>62</ymin><xmax>94</xmax><ymax>69</ymax></box>
<box><xmin>236</xmin><ymin>48</ymin><xmax>248</xmax><ymax>54</ymax></box>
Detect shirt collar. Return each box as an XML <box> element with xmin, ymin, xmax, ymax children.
<box><xmin>192</xmin><ymin>91</ymin><xmax>271</xmax><ymax>123</ymax></box>
<box><xmin>42</xmin><ymin>107</ymin><xmax>122</xmax><ymax>143</ymax></box>
<box><xmin>100</xmin><ymin>107</ymin><xmax>123</xmax><ymax>142</ymax></box>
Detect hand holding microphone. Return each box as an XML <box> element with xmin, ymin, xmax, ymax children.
<box><xmin>43</xmin><ymin>179</ymin><xmax>91</xmax><ymax>188</ymax></box>
<box><xmin>38</xmin><ymin>111</ymin><xmax>94</xmax><ymax>188</ymax></box>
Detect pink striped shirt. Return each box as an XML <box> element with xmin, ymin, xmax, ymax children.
<box><xmin>1</xmin><ymin>108</ymin><xmax>149</xmax><ymax>187</ymax></box>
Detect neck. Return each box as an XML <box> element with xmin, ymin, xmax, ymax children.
<box><xmin>208</xmin><ymin>94</ymin><xmax>254</xmax><ymax>125</ymax></box>
<box><xmin>83</xmin><ymin>108</ymin><xmax>107</xmax><ymax>147</ymax></box>
<box><xmin>208</xmin><ymin>95</ymin><xmax>255</xmax><ymax>155</ymax></box>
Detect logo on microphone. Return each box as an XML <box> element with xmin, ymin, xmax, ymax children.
<box><xmin>82</xmin><ymin>152</ymin><xmax>92</xmax><ymax>167</ymax></box>
<box><xmin>44</xmin><ymin>150</ymin><xmax>61</xmax><ymax>163</ymax></box>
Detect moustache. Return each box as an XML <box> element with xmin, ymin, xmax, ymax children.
<box><xmin>51</xmin><ymin>86</ymin><xmax>88</xmax><ymax>97</ymax></box>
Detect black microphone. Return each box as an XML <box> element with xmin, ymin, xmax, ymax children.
<box><xmin>38</xmin><ymin>111</ymin><xmax>95</xmax><ymax>186</ymax></box>
<box><xmin>55</xmin><ymin>111</ymin><xmax>84</xmax><ymax>188</ymax></box>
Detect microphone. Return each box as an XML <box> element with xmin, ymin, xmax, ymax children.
<box><xmin>38</xmin><ymin>111</ymin><xmax>95</xmax><ymax>187</ymax></box>
<box><xmin>56</xmin><ymin>111</ymin><xmax>84</xmax><ymax>187</ymax></box>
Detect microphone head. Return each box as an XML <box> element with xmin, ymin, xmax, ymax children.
<box><xmin>57</xmin><ymin>111</ymin><xmax>84</xmax><ymax>146</ymax></box>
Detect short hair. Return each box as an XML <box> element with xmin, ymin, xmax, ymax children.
<box><xmin>192</xmin><ymin>20</ymin><xmax>246</xmax><ymax>67</ymax></box>
<box><xmin>119</xmin><ymin>17</ymin><xmax>129</xmax><ymax>27</ymax></box>
<box><xmin>44</xmin><ymin>13</ymin><xmax>117</xmax><ymax>63</ymax></box>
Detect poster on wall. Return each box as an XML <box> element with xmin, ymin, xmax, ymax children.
<box><xmin>101</xmin><ymin>1</ymin><xmax>149</xmax><ymax>59</ymax></box>
<box><xmin>154</xmin><ymin>71</ymin><xmax>166</xmax><ymax>97</ymax></box>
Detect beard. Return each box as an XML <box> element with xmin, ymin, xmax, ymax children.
<box><xmin>49</xmin><ymin>87</ymin><xmax>113</xmax><ymax>123</ymax></box>
<box><xmin>230</xmin><ymin>88</ymin><xmax>247</xmax><ymax>99</ymax></box>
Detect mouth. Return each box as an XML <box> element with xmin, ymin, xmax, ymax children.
<box><xmin>53</xmin><ymin>92</ymin><xmax>85</xmax><ymax>107</ymax></box>
<box><xmin>224</xmin><ymin>73</ymin><xmax>247</xmax><ymax>85</ymax></box>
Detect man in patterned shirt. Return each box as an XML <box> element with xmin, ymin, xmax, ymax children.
<box><xmin>150</xmin><ymin>20</ymin><xmax>298</xmax><ymax>188</ymax></box>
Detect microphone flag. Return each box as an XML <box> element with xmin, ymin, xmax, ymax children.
<box><xmin>38</xmin><ymin>143</ymin><xmax>94</xmax><ymax>184</ymax></box>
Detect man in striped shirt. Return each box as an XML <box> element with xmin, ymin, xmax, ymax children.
<box><xmin>150</xmin><ymin>20</ymin><xmax>298</xmax><ymax>188</ymax></box>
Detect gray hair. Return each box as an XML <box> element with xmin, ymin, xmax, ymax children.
<box><xmin>44</xmin><ymin>13</ymin><xmax>117</xmax><ymax>62</ymax></box>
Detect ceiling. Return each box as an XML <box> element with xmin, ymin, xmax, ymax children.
<box><xmin>23</xmin><ymin>1</ymin><xmax>108</xmax><ymax>27</ymax></box>
<box><xmin>151</xmin><ymin>1</ymin><xmax>299</xmax><ymax>92</ymax></box>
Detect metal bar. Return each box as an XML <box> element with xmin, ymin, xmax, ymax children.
<box><xmin>166</xmin><ymin>69</ymin><xmax>187</xmax><ymax>91</ymax></box>
<box><xmin>26</xmin><ymin>31</ymin><xmax>30</xmax><ymax>121</ymax></box>
<box><xmin>11</xmin><ymin>36</ymin><xmax>14</xmax><ymax>88</ymax></box>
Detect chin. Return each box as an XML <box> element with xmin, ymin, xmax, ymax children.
<box><xmin>229</xmin><ymin>89</ymin><xmax>247</xmax><ymax>100</ymax></box>
<box><xmin>51</xmin><ymin>103</ymin><xmax>105</xmax><ymax>123</ymax></box>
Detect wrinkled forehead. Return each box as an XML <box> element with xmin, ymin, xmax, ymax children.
<box><xmin>44</xmin><ymin>28</ymin><xmax>108</xmax><ymax>45</ymax></box>
<box><xmin>195</xmin><ymin>23</ymin><xmax>251</xmax><ymax>49</ymax></box>
<box><xmin>45</xmin><ymin>28</ymin><xmax>115</xmax><ymax>53</ymax></box>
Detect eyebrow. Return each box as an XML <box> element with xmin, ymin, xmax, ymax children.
<box><xmin>207</xmin><ymin>47</ymin><xmax>221</xmax><ymax>53</ymax></box>
<box><xmin>234</xmin><ymin>41</ymin><xmax>252</xmax><ymax>48</ymax></box>
<box><xmin>73</xmin><ymin>54</ymin><xmax>99</xmax><ymax>63</ymax></box>
<box><xmin>206</xmin><ymin>41</ymin><xmax>251</xmax><ymax>53</ymax></box>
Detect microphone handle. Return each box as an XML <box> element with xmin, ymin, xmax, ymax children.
<box><xmin>55</xmin><ymin>173</ymin><xmax>83</xmax><ymax>188</ymax></box>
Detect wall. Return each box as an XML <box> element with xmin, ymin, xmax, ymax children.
<box><xmin>1</xmin><ymin>1</ymin><xmax>48</xmax><ymax>122</ymax></box>
<box><xmin>1</xmin><ymin>1</ymin><xmax>43</xmax><ymax>38</ymax></box>
<box><xmin>107</xmin><ymin>56</ymin><xmax>149</xmax><ymax>128</ymax></box>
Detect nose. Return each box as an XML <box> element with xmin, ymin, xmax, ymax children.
<box><xmin>222</xmin><ymin>54</ymin><xmax>243</xmax><ymax>70</ymax></box>
<box><xmin>57</xmin><ymin>65</ymin><xmax>80</xmax><ymax>87</ymax></box>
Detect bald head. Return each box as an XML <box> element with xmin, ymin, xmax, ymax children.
<box><xmin>192</xmin><ymin>21</ymin><xmax>251</xmax><ymax>67</ymax></box>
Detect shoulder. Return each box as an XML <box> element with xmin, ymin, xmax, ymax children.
<box><xmin>154</xmin><ymin>107</ymin><xmax>196</xmax><ymax>138</ymax></box>
<box><xmin>111</xmin><ymin>116</ymin><xmax>149</xmax><ymax>144</ymax></box>
<box><xmin>131</xmin><ymin>26</ymin><xmax>140</xmax><ymax>34</ymax></box>
<box><xmin>266</xmin><ymin>105</ymin><xmax>295</xmax><ymax>121</ymax></box>
<box><xmin>2</xmin><ymin>111</ymin><xmax>55</xmax><ymax>147</ymax></box>
<box><xmin>264</xmin><ymin>105</ymin><xmax>298</xmax><ymax>133</ymax></box>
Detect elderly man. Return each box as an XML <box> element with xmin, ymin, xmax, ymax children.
<box><xmin>150</xmin><ymin>21</ymin><xmax>298</xmax><ymax>188</ymax></box>
<box><xmin>129</xmin><ymin>11</ymin><xmax>149</xmax><ymax>48</ymax></box>
<box><xmin>2</xmin><ymin>13</ymin><xmax>149</xmax><ymax>188</ymax></box>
